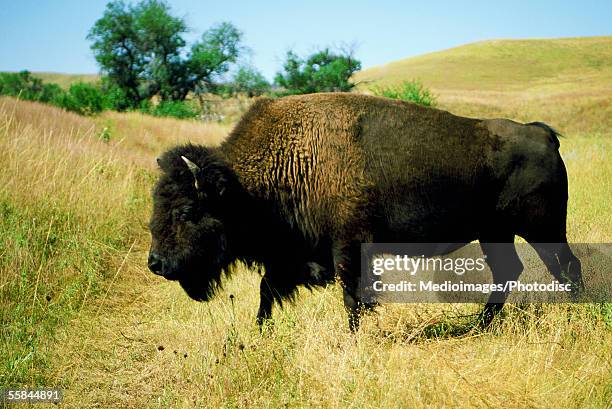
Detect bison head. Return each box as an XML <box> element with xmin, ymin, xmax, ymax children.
<box><xmin>148</xmin><ymin>144</ymin><xmax>238</xmax><ymax>301</ymax></box>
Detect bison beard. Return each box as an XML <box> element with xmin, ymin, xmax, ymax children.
<box><xmin>148</xmin><ymin>93</ymin><xmax>582</xmax><ymax>331</ymax></box>
<box><xmin>175</xmin><ymin>218</ymin><xmax>230</xmax><ymax>302</ymax></box>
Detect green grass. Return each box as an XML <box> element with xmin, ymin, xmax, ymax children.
<box><xmin>0</xmin><ymin>99</ymin><xmax>143</xmax><ymax>386</ymax></box>
<box><xmin>0</xmin><ymin>199</ymin><xmax>110</xmax><ymax>385</ymax></box>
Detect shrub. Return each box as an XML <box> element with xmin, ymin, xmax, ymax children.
<box><xmin>146</xmin><ymin>100</ymin><xmax>200</xmax><ymax>119</ymax></box>
<box><xmin>54</xmin><ymin>82</ymin><xmax>107</xmax><ymax>115</ymax></box>
<box><xmin>100</xmin><ymin>78</ymin><xmax>131</xmax><ymax>111</ymax></box>
<box><xmin>372</xmin><ymin>80</ymin><xmax>437</xmax><ymax>107</ymax></box>
<box><xmin>0</xmin><ymin>71</ymin><xmax>63</xmax><ymax>103</ymax></box>
<box><xmin>40</xmin><ymin>83</ymin><xmax>64</xmax><ymax>103</ymax></box>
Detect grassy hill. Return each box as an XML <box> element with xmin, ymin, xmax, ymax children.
<box><xmin>354</xmin><ymin>37</ymin><xmax>612</xmax><ymax>134</ymax></box>
<box><xmin>1</xmin><ymin>71</ymin><xmax>100</xmax><ymax>89</ymax></box>
<box><xmin>32</xmin><ymin>72</ymin><xmax>100</xmax><ymax>89</ymax></box>
<box><xmin>354</xmin><ymin>36</ymin><xmax>612</xmax><ymax>91</ymax></box>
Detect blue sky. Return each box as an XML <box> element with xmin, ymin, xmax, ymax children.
<box><xmin>0</xmin><ymin>0</ymin><xmax>610</xmax><ymax>80</ymax></box>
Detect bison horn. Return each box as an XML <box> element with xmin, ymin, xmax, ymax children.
<box><xmin>181</xmin><ymin>156</ymin><xmax>200</xmax><ymax>189</ymax></box>
<box><xmin>181</xmin><ymin>156</ymin><xmax>200</xmax><ymax>173</ymax></box>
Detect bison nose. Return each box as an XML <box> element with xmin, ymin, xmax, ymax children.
<box><xmin>148</xmin><ymin>252</ymin><xmax>163</xmax><ymax>275</ymax></box>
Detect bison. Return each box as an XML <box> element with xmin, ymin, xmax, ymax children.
<box><xmin>148</xmin><ymin>93</ymin><xmax>582</xmax><ymax>330</ymax></box>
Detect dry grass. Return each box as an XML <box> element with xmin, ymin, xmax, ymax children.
<box><xmin>97</xmin><ymin>110</ymin><xmax>230</xmax><ymax>168</ymax></box>
<box><xmin>0</xmin><ymin>97</ymin><xmax>227</xmax><ymax>387</ymax></box>
<box><xmin>50</xmin><ymin>280</ymin><xmax>612</xmax><ymax>408</ymax></box>
<box><xmin>354</xmin><ymin>37</ymin><xmax>612</xmax><ymax>91</ymax></box>
<box><xmin>0</xmin><ymin>75</ymin><xmax>610</xmax><ymax>409</ymax></box>
<box><xmin>31</xmin><ymin>72</ymin><xmax>101</xmax><ymax>89</ymax></box>
<box><xmin>433</xmin><ymin>88</ymin><xmax>612</xmax><ymax>136</ymax></box>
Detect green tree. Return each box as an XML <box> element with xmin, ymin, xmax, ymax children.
<box><xmin>274</xmin><ymin>48</ymin><xmax>361</xmax><ymax>95</ymax></box>
<box><xmin>87</xmin><ymin>1</ymin><xmax>145</xmax><ymax>108</ymax></box>
<box><xmin>230</xmin><ymin>66</ymin><xmax>270</xmax><ymax>97</ymax></box>
<box><xmin>134</xmin><ymin>0</ymin><xmax>188</xmax><ymax>101</ymax></box>
<box><xmin>88</xmin><ymin>1</ymin><xmax>244</xmax><ymax>104</ymax></box>
<box><xmin>187</xmin><ymin>22</ymin><xmax>243</xmax><ymax>96</ymax></box>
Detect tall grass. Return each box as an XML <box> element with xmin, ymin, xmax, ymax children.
<box><xmin>0</xmin><ymin>97</ymin><xmax>148</xmax><ymax>385</ymax></box>
<box><xmin>0</xmin><ymin>97</ymin><xmax>228</xmax><ymax>386</ymax></box>
<box><xmin>0</xmin><ymin>95</ymin><xmax>609</xmax><ymax>408</ymax></box>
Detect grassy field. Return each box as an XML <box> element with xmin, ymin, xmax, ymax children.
<box><xmin>0</xmin><ymin>98</ymin><xmax>229</xmax><ymax>389</ymax></box>
<box><xmin>1</xmin><ymin>37</ymin><xmax>611</xmax><ymax>408</ymax></box>
<box><xmin>31</xmin><ymin>72</ymin><xmax>101</xmax><ymax>89</ymax></box>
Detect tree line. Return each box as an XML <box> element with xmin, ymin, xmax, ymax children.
<box><xmin>1</xmin><ymin>0</ymin><xmax>436</xmax><ymax>118</ymax></box>
<box><xmin>1</xmin><ymin>0</ymin><xmax>361</xmax><ymax>117</ymax></box>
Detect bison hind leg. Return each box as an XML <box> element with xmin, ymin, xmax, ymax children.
<box><xmin>529</xmin><ymin>243</ymin><xmax>583</xmax><ymax>295</ymax></box>
<box><xmin>478</xmin><ymin>237</ymin><xmax>524</xmax><ymax>328</ymax></box>
<box><xmin>517</xmin><ymin>193</ymin><xmax>583</xmax><ymax>295</ymax></box>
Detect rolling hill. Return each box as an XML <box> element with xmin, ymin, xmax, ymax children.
<box><xmin>32</xmin><ymin>72</ymin><xmax>100</xmax><ymax>88</ymax></box>
<box><xmin>353</xmin><ymin>36</ymin><xmax>612</xmax><ymax>134</ymax></box>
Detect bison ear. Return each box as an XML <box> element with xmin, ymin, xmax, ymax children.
<box><xmin>181</xmin><ymin>156</ymin><xmax>201</xmax><ymax>190</ymax></box>
<box><xmin>156</xmin><ymin>157</ymin><xmax>162</xmax><ymax>168</ymax></box>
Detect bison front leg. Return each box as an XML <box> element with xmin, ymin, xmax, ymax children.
<box><xmin>340</xmin><ymin>277</ymin><xmax>375</xmax><ymax>332</ymax></box>
<box><xmin>342</xmin><ymin>286</ymin><xmax>361</xmax><ymax>332</ymax></box>
<box><xmin>256</xmin><ymin>276</ymin><xmax>276</xmax><ymax>328</ymax></box>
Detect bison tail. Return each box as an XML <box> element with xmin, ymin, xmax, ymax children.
<box><xmin>527</xmin><ymin>121</ymin><xmax>562</xmax><ymax>149</ymax></box>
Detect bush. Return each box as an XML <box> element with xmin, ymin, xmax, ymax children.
<box><xmin>54</xmin><ymin>82</ymin><xmax>107</xmax><ymax>115</ymax></box>
<box><xmin>40</xmin><ymin>83</ymin><xmax>64</xmax><ymax>103</ymax></box>
<box><xmin>372</xmin><ymin>80</ymin><xmax>437</xmax><ymax>107</ymax></box>
<box><xmin>145</xmin><ymin>100</ymin><xmax>200</xmax><ymax>119</ymax></box>
<box><xmin>0</xmin><ymin>71</ymin><xmax>63</xmax><ymax>103</ymax></box>
<box><xmin>100</xmin><ymin>78</ymin><xmax>131</xmax><ymax>111</ymax></box>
